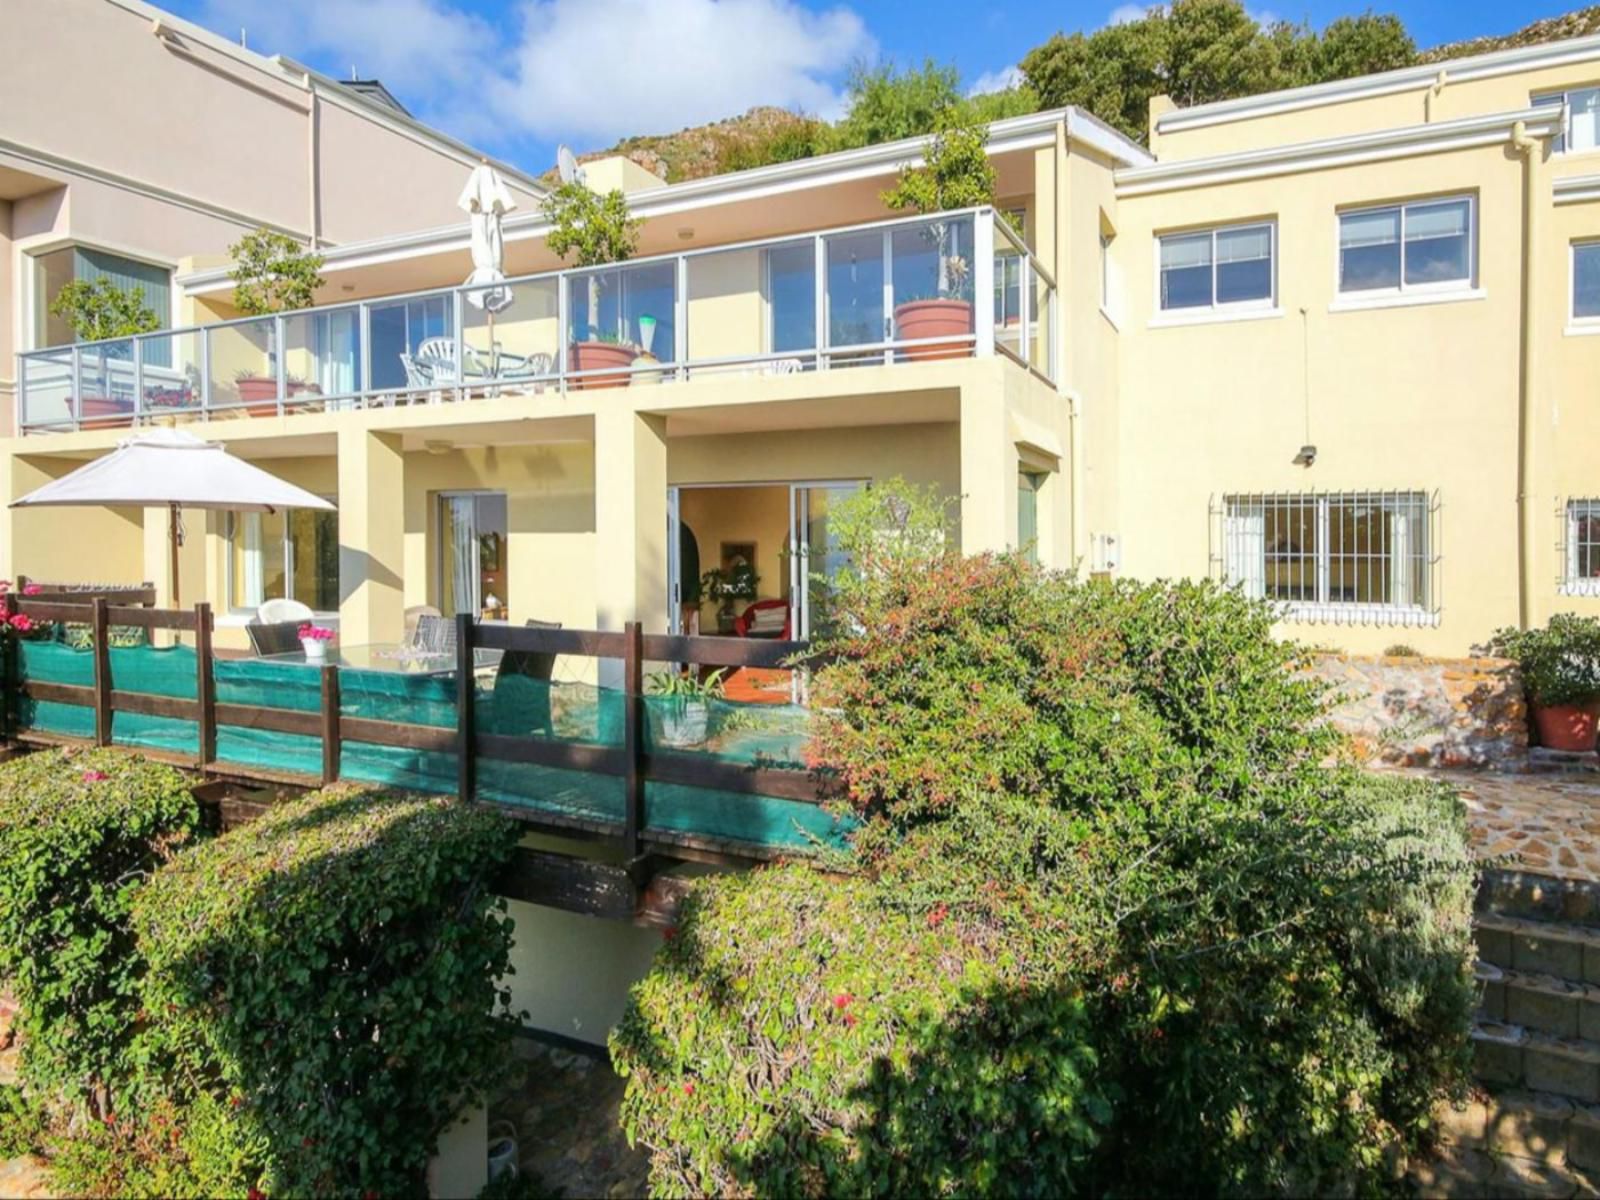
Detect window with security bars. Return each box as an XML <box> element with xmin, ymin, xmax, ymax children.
<box><xmin>1216</xmin><ymin>491</ymin><xmax>1438</xmax><ymax>620</ymax></box>
<box><xmin>1563</xmin><ymin>499</ymin><xmax>1600</xmax><ymax>593</ymax></box>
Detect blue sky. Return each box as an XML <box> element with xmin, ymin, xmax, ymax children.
<box><xmin>160</xmin><ymin>0</ymin><xmax>1576</xmax><ymax>175</ymax></box>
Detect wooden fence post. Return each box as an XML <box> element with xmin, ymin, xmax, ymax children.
<box><xmin>0</xmin><ymin>592</ymin><xmax>14</xmax><ymax>744</ymax></box>
<box><xmin>455</xmin><ymin>613</ymin><xmax>476</xmax><ymax>804</ymax></box>
<box><xmin>623</xmin><ymin>620</ymin><xmax>643</xmax><ymax>860</ymax></box>
<box><xmin>91</xmin><ymin>596</ymin><xmax>111</xmax><ymax>747</ymax></box>
<box><xmin>194</xmin><ymin>603</ymin><xmax>216</xmax><ymax>769</ymax></box>
<box><xmin>320</xmin><ymin>663</ymin><xmax>341</xmax><ymax>786</ymax></box>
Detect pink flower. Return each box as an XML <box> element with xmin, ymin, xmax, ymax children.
<box><xmin>832</xmin><ymin>993</ymin><xmax>854</xmax><ymax>1010</ymax></box>
<box><xmin>81</xmin><ymin>770</ymin><xmax>109</xmax><ymax>783</ymax></box>
<box><xmin>8</xmin><ymin>614</ymin><xmax>33</xmax><ymax>632</ymax></box>
<box><xmin>297</xmin><ymin>624</ymin><xmax>334</xmax><ymax>641</ymax></box>
<box><xmin>682</xmin><ymin>1082</ymin><xmax>695</xmax><ymax>1097</ymax></box>
<box><xmin>0</xmin><ymin>581</ymin><xmax>10</xmax><ymax>593</ymax></box>
<box><xmin>21</xmin><ymin>584</ymin><xmax>41</xmax><ymax>596</ymax></box>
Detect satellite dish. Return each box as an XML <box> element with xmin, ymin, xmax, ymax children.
<box><xmin>556</xmin><ymin>144</ymin><xmax>586</xmax><ymax>186</ymax></box>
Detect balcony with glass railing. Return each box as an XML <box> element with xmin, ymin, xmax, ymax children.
<box><xmin>16</xmin><ymin>208</ymin><xmax>1057</xmax><ymax>434</ymax></box>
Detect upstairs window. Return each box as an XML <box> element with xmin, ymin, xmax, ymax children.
<box><xmin>32</xmin><ymin>245</ymin><xmax>171</xmax><ymax>349</ymax></box>
<box><xmin>1338</xmin><ymin>197</ymin><xmax>1474</xmax><ymax>295</ymax></box>
<box><xmin>1564</xmin><ymin>499</ymin><xmax>1600</xmax><ymax>594</ymax></box>
<box><xmin>1573</xmin><ymin>242</ymin><xmax>1600</xmax><ymax>324</ymax></box>
<box><xmin>1158</xmin><ymin>221</ymin><xmax>1274</xmax><ymax>313</ymax></box>
<box><xmin>1535</xmin><ymin>87</ymin><xmax>1600</xmax><ymax>154</ymax></box>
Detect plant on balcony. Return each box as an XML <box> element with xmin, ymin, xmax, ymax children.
<box><xmin>1485</xmin><ymin>614</ymin><xmax>1600</xmax><ymax>752</ymax></box>
<box><xmin>881</xmin><ymin>107</ymin><xmax>996</xmax><ymax>360</ymax></box>
<box><xmin>542</xmin><ymin>180</ymin><xmax>643</xmax><ymax>390</ymax></box>
<box><xmin>227</xmin><ymin>229</ymin><xmax>326</xmax><ymax>413</ymax></box>
<box><xmin>49</xmin><ymin>279</ymin><xmax>163</xmax><ymax>423</ymax></box>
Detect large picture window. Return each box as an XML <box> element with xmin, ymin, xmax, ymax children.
<box><xmin>1157</xmin><ymin>221</ymin><xmax>1275</xmax><ymax>313</ymax></box>
<box><xmin>227</xmin><ymin>507</ymin><xmax>339</xmax><ymax>613</ymax></box>
<box><xmin>32</xmin><ymin>245</ymin><xmax>171</xmax><ymax>349</ymax></box>
<box><xmin>1220</xmin><ymin>491</ymin><xmax>1436</xmax><ymax>621</ymax></box>
<box><xmin>1338</xmin><ymin>197</ymin><xmax>1474</xmax><ymax>295</ymax></box>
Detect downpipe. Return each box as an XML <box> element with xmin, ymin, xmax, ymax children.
<box><xmin>1511</xmin><ymin>120</ymin><xmax>1540</xmax><ymax>629</ymax></box>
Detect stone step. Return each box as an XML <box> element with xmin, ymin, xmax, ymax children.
<box><xmin>1480</xmin><ymin>871</ymin><xmax>1600</xmax><ymax>928</ymax></box>
<box><xmin>1481</xmin><ymin>964</ymin><xmax>1600</xmax><ymax>1041</ymax></box>
<box><xmin>1528</xmin><ymin>748</ymin><xmax>1600</xmax><ymax>777</ymax></box>
<box><xmin>1412</xmin><ymin>1142</ymin><xmax>1600</xmax><ymax>1198</ymax></box>
<box><xmin>1476</xmin><ymin>914</ymin><xmax>1600</xmax><ymax>986</ymax></box>
<box><xmin>1474</xmin><ymin>1022</ymin><xmax>1600</xmax><ymax>1104</ymax></box>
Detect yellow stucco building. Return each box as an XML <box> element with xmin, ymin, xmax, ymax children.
<box><xmin>12</xmin><ymin>12</ymin><xmax>1600</xmax><ymax>658</ymax></box>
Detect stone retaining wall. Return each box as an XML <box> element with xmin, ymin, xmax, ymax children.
<box><xmin>1310</xmin><ymin>652</ymin><xmax>1527</xmax><ymax>769</ymax></box>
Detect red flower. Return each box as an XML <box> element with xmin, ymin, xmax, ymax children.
<box><xmin>21</xmin><ymin>584</ymin><xmax>41</xmax><ymax>596</ymax></box>
<box><xmin>832</xmin><ymin>992</ymin><xmax>854</xmax><ymax>1010</ymax></box>
<box><xmin>247</xmin><ymin>1188</ymin><xmax>267</xmax><ymax>1200</ymax></box>
<box><xmin>8</xmin><ymin>614</ymin><xmax>33</xmax><ymax>632</ymax></box>
<box><xmin>662</xmin><ymin>926</ymin><xmax>677</xmax><ymax>942</ymax></box>
<box><xmin>926</xmin><ymin>904</ymin><xmax>949</xmax><ymax>928</ymax></box>
<box><xmin>81</xmin><ymin>770</ymin><xmax>109</xmax><ymax>783</ymax></box>
<box><xmin>842</xmin><ymin>1012</ymin><xmax>858</xmax><ymax>1028</ymax></box>
<box><xmin>0</xmin><ymin>581</ymin><xmax>10</xmax><ymax>593</ymax></box>
<box><xmin>229</xmin><ymin>1094</ymin><xmax>244</xmax><ymax>1110</ymax></box>
<box><xmin>682</xmin><ymin>1082</ymin><xmax>695</xmax><ymax>1097</ymax></box>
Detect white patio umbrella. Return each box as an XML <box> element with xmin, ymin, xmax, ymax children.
<box><xmin>458</xmin><ymin>161</ymin><xmax>518</xmax><ymax>356</ymax></box>
<box><xmin>10</xmin><ymin>429</ymin><xmax>335</xmax><ymax>607</ymax></box>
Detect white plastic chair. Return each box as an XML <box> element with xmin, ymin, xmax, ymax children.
<box><xmin>257</xmin><ymin>598</ymin><xmax>314</xmax><ymax>626</ymax></box>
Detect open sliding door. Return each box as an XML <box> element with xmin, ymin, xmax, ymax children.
<box><xmin>789</xmin><ymin>482</ymin><xmax>862</xmax><ymax>641</ymax></box>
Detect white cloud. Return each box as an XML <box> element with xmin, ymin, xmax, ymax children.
<box><xmin>1107</xmin><ymin>3</ymin><xmax>1152</xmax><ymax>24</ymax></box>
<box><xmin>967</xmin><ymin>64</ymin><xmax>1023</xmax><ymax>96</ymax></box>
<box><xmin>193</xmin><ymin>0</ymin><xmax>874</xmax><ymax>151</ymax></box>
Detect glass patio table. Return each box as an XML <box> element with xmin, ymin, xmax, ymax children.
<box><xmin>257</xmin><ymin>642</ymin><xmax>503</xmax><ymax>675</ymax></box>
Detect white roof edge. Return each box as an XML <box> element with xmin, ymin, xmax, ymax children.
<box><xmin>179</xmin><ymin>108</ymin><xmax>1078</xmax><ymax>292</ymax></box>
<box><xmin>106</xmin><ymin>0</ymin><xmax>546</xmax><ymax>197</ymax></box>
<box><xmin>1065</xmin><ymin>107</ymin><xmax>1155</xmax><ymax>167</ymax></box>
<box><xmin>1118</xmin><ymin>106</ymin><xmax>1562</xmax><ymax>196</ymax></box>
<box><xmin>1158</xmin><ymin>30</ymin><xmax>1600</xmax><ymax>135</ymax></box>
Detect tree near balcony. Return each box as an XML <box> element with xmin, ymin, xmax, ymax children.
<box><xmin>227</xmin><ymin>228</ymin><xmax>325</xmax><ymax>317</ymax></box>
<box><xmin>542</xmin><ymin>181</ymin><xmax>644</xmax><ymax>384</ymax></box>
<box><xmin>49</xmin><ymin>277</ymin><xmax>161</xmax><ymax>344</ymax></box>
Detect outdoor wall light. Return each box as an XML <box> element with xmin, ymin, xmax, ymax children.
<box><xmin>1293</xmin><ymin>444</ymin><xmax>1318</xmax><ymax>467</ymax></box>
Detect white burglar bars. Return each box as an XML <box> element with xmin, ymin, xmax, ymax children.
<box><xmin>1560</xmin><ymin>497</ymin><xmax>1600</xmax><ymax>594</ymax></box>
<box><xmin>1212</xmin><ymin>489</ymin><xmax>1440</xmax><ymax>625</ymax></box>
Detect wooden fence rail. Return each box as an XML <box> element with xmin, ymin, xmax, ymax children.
<box><xmin>0</xmin><ymin>597</ymin><xmax>827</xmax><ymax>865</ymax></box>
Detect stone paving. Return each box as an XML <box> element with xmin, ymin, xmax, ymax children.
<box><xmin>1438</xmin><ymin>767</ymin><xmax>1600</xmax><ymax>883</ymax></box>
<box><xmin>488</xmin><ymin>1037</ymin><xmax>651</xmax><ymax>1199</ymax></box>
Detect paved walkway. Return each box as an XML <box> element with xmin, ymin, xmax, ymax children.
<box><xmin>489</xmin><ymin>1038</ymin><xmax>651</xmax><ymax>1199</ymax></box>
<box><xmin>1432</xmin><ymin>768</ymin><xmax>1600</xmax><ymax>883</ymax></box>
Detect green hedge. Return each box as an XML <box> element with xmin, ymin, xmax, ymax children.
<box><xmin>613</xmin><ymin>510</ymin><xmax>1477</xmax><ymax>1197</ymax></box>
<box><xmin>133</xmin><ymin>786</ymin><xmax>524</xmax><ymax>1199</ymax></box>
<box><xmin>0</xmin><ymin>748</ymin><xmax>199</xmax><ymax>1111</ymax></box>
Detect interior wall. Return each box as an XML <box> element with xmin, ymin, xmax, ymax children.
<box><xmin>677</xmin><ymin>484</ymin><xmax>792</xmax><ymax>627</ymax></box>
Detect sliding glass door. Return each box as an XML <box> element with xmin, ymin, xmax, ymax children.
<box><xmin>790</xmin><ymin>483</ymin><xmax>861</xmax><ymax>641</ymax></box>
<box><xmin>438</xmin><ymin>493</ymin><xmax>509</xmax><ymax>619</ymax></box>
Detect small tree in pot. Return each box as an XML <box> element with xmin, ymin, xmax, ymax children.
<box><xmin>1486</xmin><ymin>613</ymin><xmax>1600</xmax><ymax>752</ymax></box>
<box><xmin>50</xmin><ymin>279</ymin><xmax>163</xmax><ymax>426</ymax></box>
<box><xmin>227</xmin><ymin>228</ymin><xmax>325</xmax><ymax>414</ymax></box>
<box><xmin>542</xmin><ymin>181</ymin><xmax>643</xmax><ymax>389</ymax></box>
<box><xmin>881</xmin><ymin>107</ymin><xmax>996</xmax><ymax>360</ymax></box>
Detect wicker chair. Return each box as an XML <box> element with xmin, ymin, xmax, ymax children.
<box><xmin>246</xmin><ymin>620</ymin><xmax>305</xmax><ymax>656</ymax></box>
<box><xmin>488</xmin><ymin>619</ymin><xmax>562</xmax><ymax>737</ymax></box>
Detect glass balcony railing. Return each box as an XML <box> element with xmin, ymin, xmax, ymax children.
<box><xmin>16</xmin><ymin>207</ymin><xmax>1058</xmax><ymax>433</ymax></box>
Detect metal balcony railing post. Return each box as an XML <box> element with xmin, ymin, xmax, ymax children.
<box><xmin>973</xmin><ymin>211</ymin><xmax>996</xmax><ymax>357</ymax></box>
<box><xmin>274</xmin><ymin>314</ymin><xmax>287</xmax><ymax>414</ymax></box>
<box><xmin>132</xmin><ymin>336</ymin><xmax>144</xmax><ymax>424</ymax></box>
<box><xmin>675</xmin><ymin>256</ymin><xmax>688</xmax><ymax>382</ymax></box>
<box><xmin>199</xmin><ymin>326</ymin><xmax>212</xmax><ymax>419</ymax></box>
<box><xmin>813</xmin><ymin>234</ymin><xmax>827</xmax><ymax>371</ymax></box>
<box><xmin>71</xmin><ymin>346</ymin><xmax>82</xmax><ymax>430</ymax></box>
<box><xmin>452</xmin><ymin>289</ymin><xmax>465</xmax><ymax>404</ymax></box>
<box><xmin>557</xmin><ymin>276</ymin><xmax>569</xmax><ymax>395</ymax></box>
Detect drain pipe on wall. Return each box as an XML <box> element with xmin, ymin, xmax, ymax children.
<box><xmin>1512</xmin><ymin>119</ymin><xmax>1541</xmax><ymax>629</ymax></box>
<box><xmin>298</xmin><ymin>69</ymin><xmax>322</xmax><ymax>249</ymax></box>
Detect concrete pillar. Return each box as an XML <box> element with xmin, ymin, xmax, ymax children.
<box><xmin>337</xmin><ymin>428</ymin><xmax>406</xmax><ymax>645</ymax></box>
<box><xmin>959</xmin><ymin>387</ymin><xmax>1014</xmax><ymax>555</ymax></box>
<box><xmin>593</xmin><ymin>408</ymin><xmax>668</xmax><ymax>635</ymax></box>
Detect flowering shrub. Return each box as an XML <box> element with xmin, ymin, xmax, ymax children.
<box><xmin>133</xmin><ymin>787</ymin><xmax>525</xmax><ymax>1198</ymax></box>
<box><xmin>0</xmin><ymin>749</ymin><xmax>199</xmax><ymax>1113</ymax></box>
<box><xmin>613</xmin><ymin>479</ymin><xmax>1475</xmax><ymax>1196</ymax></box>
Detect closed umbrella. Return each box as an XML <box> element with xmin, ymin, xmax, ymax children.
<box><xmin>458</xmin><ymin>162</ymin><xmax>517</xmax><ymax>365</ymax></box>
<box><xmin>10</xmin><ymin>429</ymin><xmax>335</xmax><ymax>606</ymax></box>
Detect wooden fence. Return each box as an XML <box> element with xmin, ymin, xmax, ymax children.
<box><xmin>0</xmin><ymin>598</ymin><xmax>826</xmax><ymax>866</ymax></box>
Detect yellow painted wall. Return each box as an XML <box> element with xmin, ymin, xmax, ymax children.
<box><xmin>1</xmin><ymin>453</ymin><xmax>144</xmax><ymax>586</ymax></box>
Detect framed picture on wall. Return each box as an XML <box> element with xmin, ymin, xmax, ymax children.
<box><xmin>721</xmin><ymin>542</ymin><xmax>756</xmax><ymax>575</ymax></box>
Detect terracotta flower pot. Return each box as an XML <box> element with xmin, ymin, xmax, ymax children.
<box><xmin>569</xmin><ymin>341</ymin><xmax>635</xmax><ymax>390</ymax></box>
<box><xmin>78</xmin><ymin>396</ymin><xmax>134</xmax><ymax>430</ymax></box>
<box><xmin>894</xmin><ymin>298</ymin><xmax>973</xmax><ymax>361</ymax></box>
<box><xmin>1532</xmin><ymin>701</ymin><xmax>1600</xmax><ymax>752</ymax></box>
<box><xmin>235</xmin><ymin>376</ymin><xmax>322</xmax><ymax>417</ymax></box>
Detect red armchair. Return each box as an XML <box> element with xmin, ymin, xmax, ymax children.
<box><xmin>733</xmin><ymin>598</ymin><xmax>792</xmax><ymax>639</ymax></box>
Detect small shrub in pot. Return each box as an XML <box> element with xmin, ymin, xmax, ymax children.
<box><xmin>1485</xmin><ymin>614</ymin><xmax>1600</xmax><ymax>751</ymax></box>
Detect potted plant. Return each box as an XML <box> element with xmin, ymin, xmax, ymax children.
<box><xmin>701</xmin><ymin>563</ymin><xmax>760</xmax><ymax>634</ymax></box>
<box><xmin>297</xmin><ymin>622</ymin><xmax>335</xmax><ymax>661</ymax></box>
<box><xmin>49</xmin><ymin>277</ymin><xmax>161</xmax><ymax>427</ymax></box>
<box><xmin>647</xmin><ymin>668</ymin><xmax>727</xmax><ymax>749</ymax></box>
<box><xmin>542</xmin><ymin>180</ymin><xmax>642</xmax><ymax>390</ymax></box>
<box><xmin>1486</xmin><ymin>614</ymin><xmax>1600</xmax><ymax>752</ymax></box>
<box><xmin>880</xmin><ymin>107</ymin><xmax>996</xmax><ymax>361</ymax></box>
<box><xmin>228</xmin><ymin>228</ymin><xmax>326</xmax><ymax>414</ymax></box>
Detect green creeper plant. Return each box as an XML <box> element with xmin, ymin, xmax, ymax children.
<box><xmin>227</xmin><ymin>227</ymin><xmax>325</xmax><ymax>316</ymax></box>
<box><xmin>49</xmin><ymin>277</ymin><xmax>161</xmax><ymax>343</ymax></box>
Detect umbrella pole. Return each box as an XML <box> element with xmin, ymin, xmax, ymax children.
<box><xmin>168</xmin><ymin>501</ymin><xmax>180</xmax><ymax>609</ymax></box>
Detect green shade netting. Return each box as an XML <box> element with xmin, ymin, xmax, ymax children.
<box><xmin>11</xmin><ymin>642</ymin><xmax>853</xmax><ymax>853</ymax></box>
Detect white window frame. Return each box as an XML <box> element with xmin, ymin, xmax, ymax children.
<box><xmin>1218</xmin><ymin>491</ymin><xmax>1439</xmax><ymax>627</ymax></box>
<box><xmin>1154</xmin><ymin>219</ymin><xmax>1278</xmax><ymax>317</ymax></box>
<box><xmin>1534</xmin><ymin>86</ymin><xmax>1600</xmax><ymax>155</ymax></box>
<box><xmin>1570</xmin><ymin>240</ymin><xmax>1600</xmax><ymax>330</ymax></box>
<box><xmin>225</xmin><ymin>504</ymin><xmax>339</xmax><ymax>617</ymax></box>
<box><xmin>1335</xmin><ymin>194</ymin><xmax>1477</xmax><ymax>300</ymax></box>
<box><xmin>1563</xmin><ymin>498</ymin><xmax>1600</xmax><ymax>595</ymax></box>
